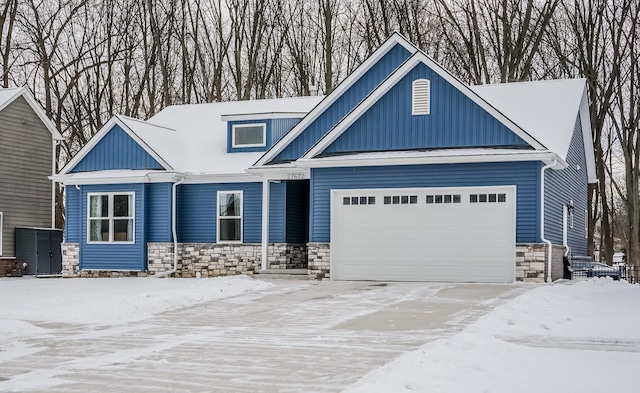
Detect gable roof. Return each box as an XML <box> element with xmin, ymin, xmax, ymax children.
<box><xmin>0</xmin><ymin>87</ymin><xmax>63</xmax><ymax>140</ymax></box>
<box><xmin>253</xmin><ymin>33</ymin><xmax>418</xmax><ymax>167</ymax></box>
<box><xmin>301</xmin><ymin>51</ymin><xmax>547</xmax><ymax>160</ymax></box>
<box><xmin>58</xmin><ymin>96</ymin><xmax>323</xmax><ymax>178</ymax></box>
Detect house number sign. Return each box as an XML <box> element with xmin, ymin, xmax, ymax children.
<box><xmin>286</xmin><ymin>173</ymin><xmax>305</xmax><ymax>180</ymax></box>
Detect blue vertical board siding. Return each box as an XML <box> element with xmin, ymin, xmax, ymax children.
<box><xmin>145</xmin><ymin>183</ymin><xmax>172</xmax><ymax>242</ymax></box>
<box><xmin>544</xmin><ymin>116</ymin><xmax>589</xmax><ymax>255</ymax></box>
<box><xmin>310</xmin><ymin>162</ymin><xmax>540</xmax><ymax>243</ymax></box>
<box><xmin>271</xmin><ymin>118</ymin><xmax>302</xmax><ymax>144</ymax></box>
<box><xmin>325</xmin><ymin>63</ymin><xmax>530</xmax><ymax>154</ymax></box>
<box><xmin>71</xmin><ymin>125</ymin><xmax>164</xmax><ymax>172</ymax></box>
<box><xmin>64</xmin><ymin>185</ymin><xmax>81</xmax><ymax>243</ymax></box>
<box><xmin>177</xmin><ymin>182</ymin><xmax>267</xmax><ymax>243</ymax></box>
<box><xmin>273</xmin><ymin>44</ymin><xmax>411</xmax><ymax>162</ymax></box>
<box><xmin>286</xmin><ymin>180</ymin><xmax>309</xmax><ymax>243</ymax></box>
<box><xmin>269</xmin><ymin>181</ymin><xmax>286</xmax><ymax>243</ymax></box>
<box><xmin>79</xmin><ymin>184</ymin><xmax>146</xmax><ymax>271</ymax></box>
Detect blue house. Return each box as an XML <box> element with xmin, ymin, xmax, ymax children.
<box><xmin>53</xmin><ymin>34</ymin><xmax>595</xmax><ymax>282</ymax></box>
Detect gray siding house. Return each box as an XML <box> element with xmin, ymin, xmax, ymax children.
<box><xmin>0</xmin><ymin>87</ymin><xmax>63</xmax><ymax>259</ymax></box>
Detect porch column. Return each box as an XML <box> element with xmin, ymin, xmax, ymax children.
<box><xmin>261</xmin><ymin>176</ymin><xmax>269</xmax><ymax>271</ymax></box>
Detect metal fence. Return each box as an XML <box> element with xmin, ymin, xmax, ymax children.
<box><xmin>569</xmin><ymin>260</ymin><xmax>640</xmax><ymax>284</ymax></box>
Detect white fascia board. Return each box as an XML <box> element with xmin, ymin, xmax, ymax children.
<box><xmin>50</xmin><ymin>171</ymin><xmax>182</xmax><ymax>185</ymax></box>
<box><xmin>253</xmin><ymin>33</ymin><xmax>418</xmax><ymax>167</ymax></box>
<box><xmin>303</xmin><ymin>52</ymin><xmax>547</xmax><ymax>159</ymax></box>
<box><xmin>58</xmin><ymin>116</ymin><xmax>172</xmax><ymax>175</ymax></box>
<box><xmin>579</xmin><ymin>89</ymin><xmax>598</xmax><ymax>183</ymax></box>
<box><xmin>0</xmin><ymin>88</ymin><xmax>63</xmax><ymax>140</ymax></box>
<box><xmin>245</xmin><ymin>163</ymin><xmax>310</xmax><ymax>180</ymax></box>
<box><xmin>295</xmin><ymin>151</ymin><xmax>567</xmax><ymax>169</ymax></box>
<box><xmin>221</xmin><ymin>112</ymin><xmax>308</xmax><ymax>121</ymax></box>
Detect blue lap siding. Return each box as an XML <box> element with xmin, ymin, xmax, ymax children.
<box><xmin>146</xmin><ymin>183</ymin><xmax>173</xmax><ymax>242</ymax></box>
<box><xmin>71</xmin><ymin>124</ymin><xmax>164</xmax><ymax>172</ymax></box>
<box><xmin>273</xmin><ymin>44</ymin><xmax>411</xmax><ymax>163</ymax></box>
<box><xmin>79</xmin><ymin>184</ymin><xmax>146</xmax><ymax>271</ymax></box>
<box><xmin>324</xmin><ymin>63</ymin><xmax>529</xmax><ymax>154</ymax></box>
<box><xmin>310</xmin><ymin>162</ymin><xmax>541</xmax><ymax>243</ymax></box>
<box><xmin>544</xmin><ymin>116</ymin><xmax>589</xmax><ymax>255</ymax></box>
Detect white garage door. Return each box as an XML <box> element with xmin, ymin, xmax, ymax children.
<box><xmin>331</xmin><ymin>186</ymin><xmax>516</xmax><ymax>282</ymax></box>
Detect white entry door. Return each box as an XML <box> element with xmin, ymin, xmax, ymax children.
<box><xmin>330</xmin><ymin>186</ymin><xmax>516</xmax><ymax>282</ymax></box>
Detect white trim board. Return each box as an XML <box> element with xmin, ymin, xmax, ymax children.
<box><xmin>302</xmin><ymin>52</ymin><xmax>547</xmax><ymax>160</ymax></box>
<box><xmin>578</xmin><ymin>89</ymin><xmax>597</xmax><ymax>183</ymax></box>
<box><xmin>59</xmin><ymin>115</ymin><xmax>174</xmax><ymax>175</ymax></box>
<box><xmin>253</xmin><ymin>33</ymin><xmax>418</xmax><ymax>167</ymax></box>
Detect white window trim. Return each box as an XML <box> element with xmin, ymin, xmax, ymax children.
<box><xmin>231</xmin><ymin>123</ymin><xmax>267</xmax><ymax>148</ymax></box>
<box><xmin>86</xmin><ymin>192</ymin><xmax>135</xmax><ymax>244</ymax></box>
<box><xmin>217</xmin><ymin>190</ymin><xmax>243</xmax><ymax>243</ymax></box>
<box><xmin>412</xmin><ymin>78</ymin><xmax>430</xmax><ymax>115</ymax></box>
<box><xmin>0</xmin><ymin>212</ymin><xmax>3</xmax><ymax>256</ymax></box>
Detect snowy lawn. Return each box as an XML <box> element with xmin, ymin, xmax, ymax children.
<box><xmin>344</xmin><ymin>278</ymin><xmax>640</xmax><ymax>393</ymax></box>
<box><xmin>0</xmin><ymin>275</ymin><xmax>272</xmax><ymax>335</ymax></box>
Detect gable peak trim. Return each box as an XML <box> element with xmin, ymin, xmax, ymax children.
<box><xmin>301</xmin><ymin>51</ymin><xmax>547</xmax><ymax>160</ymax></box>
<box><xmin>252</xmin><ymin>32</ymin><xmax>418</xmax><ymax>167</ymax></box>
<box><xmin>0</xmin><ymin>87</ymin><xmax>63</xmax><ymax>140</ymax></box>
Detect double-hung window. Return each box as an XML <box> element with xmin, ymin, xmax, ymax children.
<box><xmin>217</xmin><ymin>191</ymin><xmax>242</xmax><ymax>242</ymax></box>
<box><xmin>88</xmin><ymin>193</ymin><xmax>135</xmax><ymax>243</ymax></box>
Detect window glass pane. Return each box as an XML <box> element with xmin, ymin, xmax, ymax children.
<box><xmin>470</xmin><ymin>194</ymin><xmax>478</xmax><ymax>203</ymax></box>
<box><xmin>351</xmin><ymin>197</ymin><xmax>359</xmax><ymax>205</ymax></box>
<box><xmin>426</xmin><ymin>195</ymin><xmax>434</xmax><ymax>204</ymax></box>
<box><xmin>479</xmin><ymin>194</ymin><xmax>487</xmax><ymax>202</ymax></box>
<box><xmin>114</xmin><ymin>219</ymin><xmax>133</xmax><ymax>241</ymax></box>
<box><xmin>219</xmin><ymin>193</ymin><xmax>241</xmax><ymax>217</ymax></box>
<box><xmin>453</xmin><ymin>194</ymin><xmax>461</xmax><ymax>203</ymax></box>
<box><xmin>392</xmin><ymin>196</ymin><xmax>400</xmax><ymax>204</ymax></box>
<box><xmin>409</xmin><ymin>196</ymin><xmax>417</xmax><ymax>204</ymax></box>
<box><xmin>114</xmin><ymin>194</ymin><xmax>132</xmax><ymax>217</ymax></box>
<box><xmin>89</xmin><ymin>195</ymin><xmax>108</xmax><ymax>217</ymax></box>
<box><xmin>401</xmin><ymin>196</ymin><xmax>409</xmax><ymax>204</ymax></box>
<box><xmin>234</xmin><ymin>125</ymin><xmax>264</xmax><ymax>146</ymax></box>
<box><xmin>435</xmin><ymin>195</ymin><xmax>443</xmax><ymax>203</ymax></box>
<box><xmin>360</xmin><ymin>196</ymin><xmax>367</xmax><ymax>205</ymax></box>
<box><xmin>384</xmin><ymin>196</ymin><xmax>391</xmax><ymax>204</ymax></box>
<box><xmin>489</xmin><ymin>194</ymin><xmax>497</xmax><ymax>203</ymax></box>
<box><xmin>343</xmin><ymin>197</ymin><xmax>350</xmax><ymax>205</ymax></box>
<box><xmin>219</xmin><ymin>218</ymin><xmax>241</xmax><ymax>241</ymax></box>
<box><xmin>89</xmin><ymin>219</ymin><xmax>109</xmax><ymax>241</ymax></box>
<box><xmin>368</xmin><ymin>197</ymin><xmax>376</xmax><ymax>205</ymax></box>
<box><xmin>444</xmin><ymin>195</ymin><xmax>452</xmax><ymax>203</ymax></box>
<box><xmin>498</xmin><ymin>194</ymin><xmax>506</xmax><ymax>202</ymax></box>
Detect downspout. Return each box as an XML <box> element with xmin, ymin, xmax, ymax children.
<box><xmin>150</xmin><ymin>176</ymin><xmax>185</xmax><ymax>278</ymax></box>
<box><xmin>541</xmin><ymin>159</ymin><xmax>557</xmax><ymax>283</ymax></box>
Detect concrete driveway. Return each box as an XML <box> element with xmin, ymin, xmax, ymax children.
<box><xmin>0</xmin><ymin>280</ymin><xmax>530</xmax><ymax>392</ymax></box>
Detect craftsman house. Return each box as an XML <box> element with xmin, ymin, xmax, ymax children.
<box><xmin>52</xmin><ymin>34</ymin><xmax>595</xmax><ymax>282</ymax></box>
<box><xmin>0</xmin><ymin>87</ymin><xmax>64</xmax><ymax>275</ymax></box>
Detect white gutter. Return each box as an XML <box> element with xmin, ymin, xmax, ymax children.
<box><xmin>540</xmin><ymin>159</ymin><xmax>557</xmax><ymax>283</ymax></box>
<box><xmin>150</xmin><ymin>176</ymin><xmax>185</xmax><ymax>278</ymax></box>
<box><xmin>261</xmin><ymin>177</ymin><xmax>270</xmax><ymax>271</ymax></box>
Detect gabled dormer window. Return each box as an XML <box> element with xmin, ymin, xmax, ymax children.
<box><xmin>412</xmin><ymin>79</ymin><xmax>430</xmax><ymax>115</ymax></box>
<box><xmin>232</xmin><ymin>123</ymin><xmax>266</xmax><ymax>148</ymax></box>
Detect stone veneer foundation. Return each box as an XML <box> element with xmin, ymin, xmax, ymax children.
<box><xmin>515</xmin><ymin>243</ymin><xmax>565</xmax><ymax>283</ymax></box>
<box><xmin>62</xmin><ymin>241</ymin><xmax>565</xmax><ymax>282</ymax></box>
<box><xmin>61</xmin><ymin>242</ymin><xmax>308</xmax><ymax>278</ymax></box>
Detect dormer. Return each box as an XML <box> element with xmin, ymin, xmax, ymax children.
<box><xmin>222</xmin><ymin>112</ymin><xmax>308</xmax><ymax>153</ymax></box>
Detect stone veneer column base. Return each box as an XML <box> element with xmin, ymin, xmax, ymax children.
<box><xmin>516</xmin><ymin>243</ymin><xmax>566</xmax><ymax>283</ymax></box>
<box><xmin>308</xmin><ymin>243</ymin><xmax>330</xmax><ymax>280</ymax></box>
<box><xmin>61</xmin><ymin>243</ymin><xmax>80</xmax><ymax>277</ymax></box>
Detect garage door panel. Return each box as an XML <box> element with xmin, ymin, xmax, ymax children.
<box><xmin>331</xmin><ymin>186</ymin><xmax>516</xmax><ymax>282</ymax></box>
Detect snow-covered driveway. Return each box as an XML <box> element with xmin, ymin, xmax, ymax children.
<box><xmin>0</xmin><ymin>277</ymin><xmax>526</xmax><ymax>392</ymax></box>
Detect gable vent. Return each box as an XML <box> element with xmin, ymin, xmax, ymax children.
<box><xmin>412</xmin><ymin>79</ymin><xmax>430</xmax><ymax>115</ymax></box>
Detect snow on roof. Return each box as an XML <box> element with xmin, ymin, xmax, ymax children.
<box><xmin>470</xmin><ymin>79</ymin><xmax>587</xmax><ymax>160</ymax></box>
<box><xmin>147</xmin><ymin>96</ymin><xmax>324</xmax><ymax>174</ymax></box>
<box><xmin>0</xmin><ymin>87</ymin><xmax>22</xmax><ymax>108</ymax></box>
